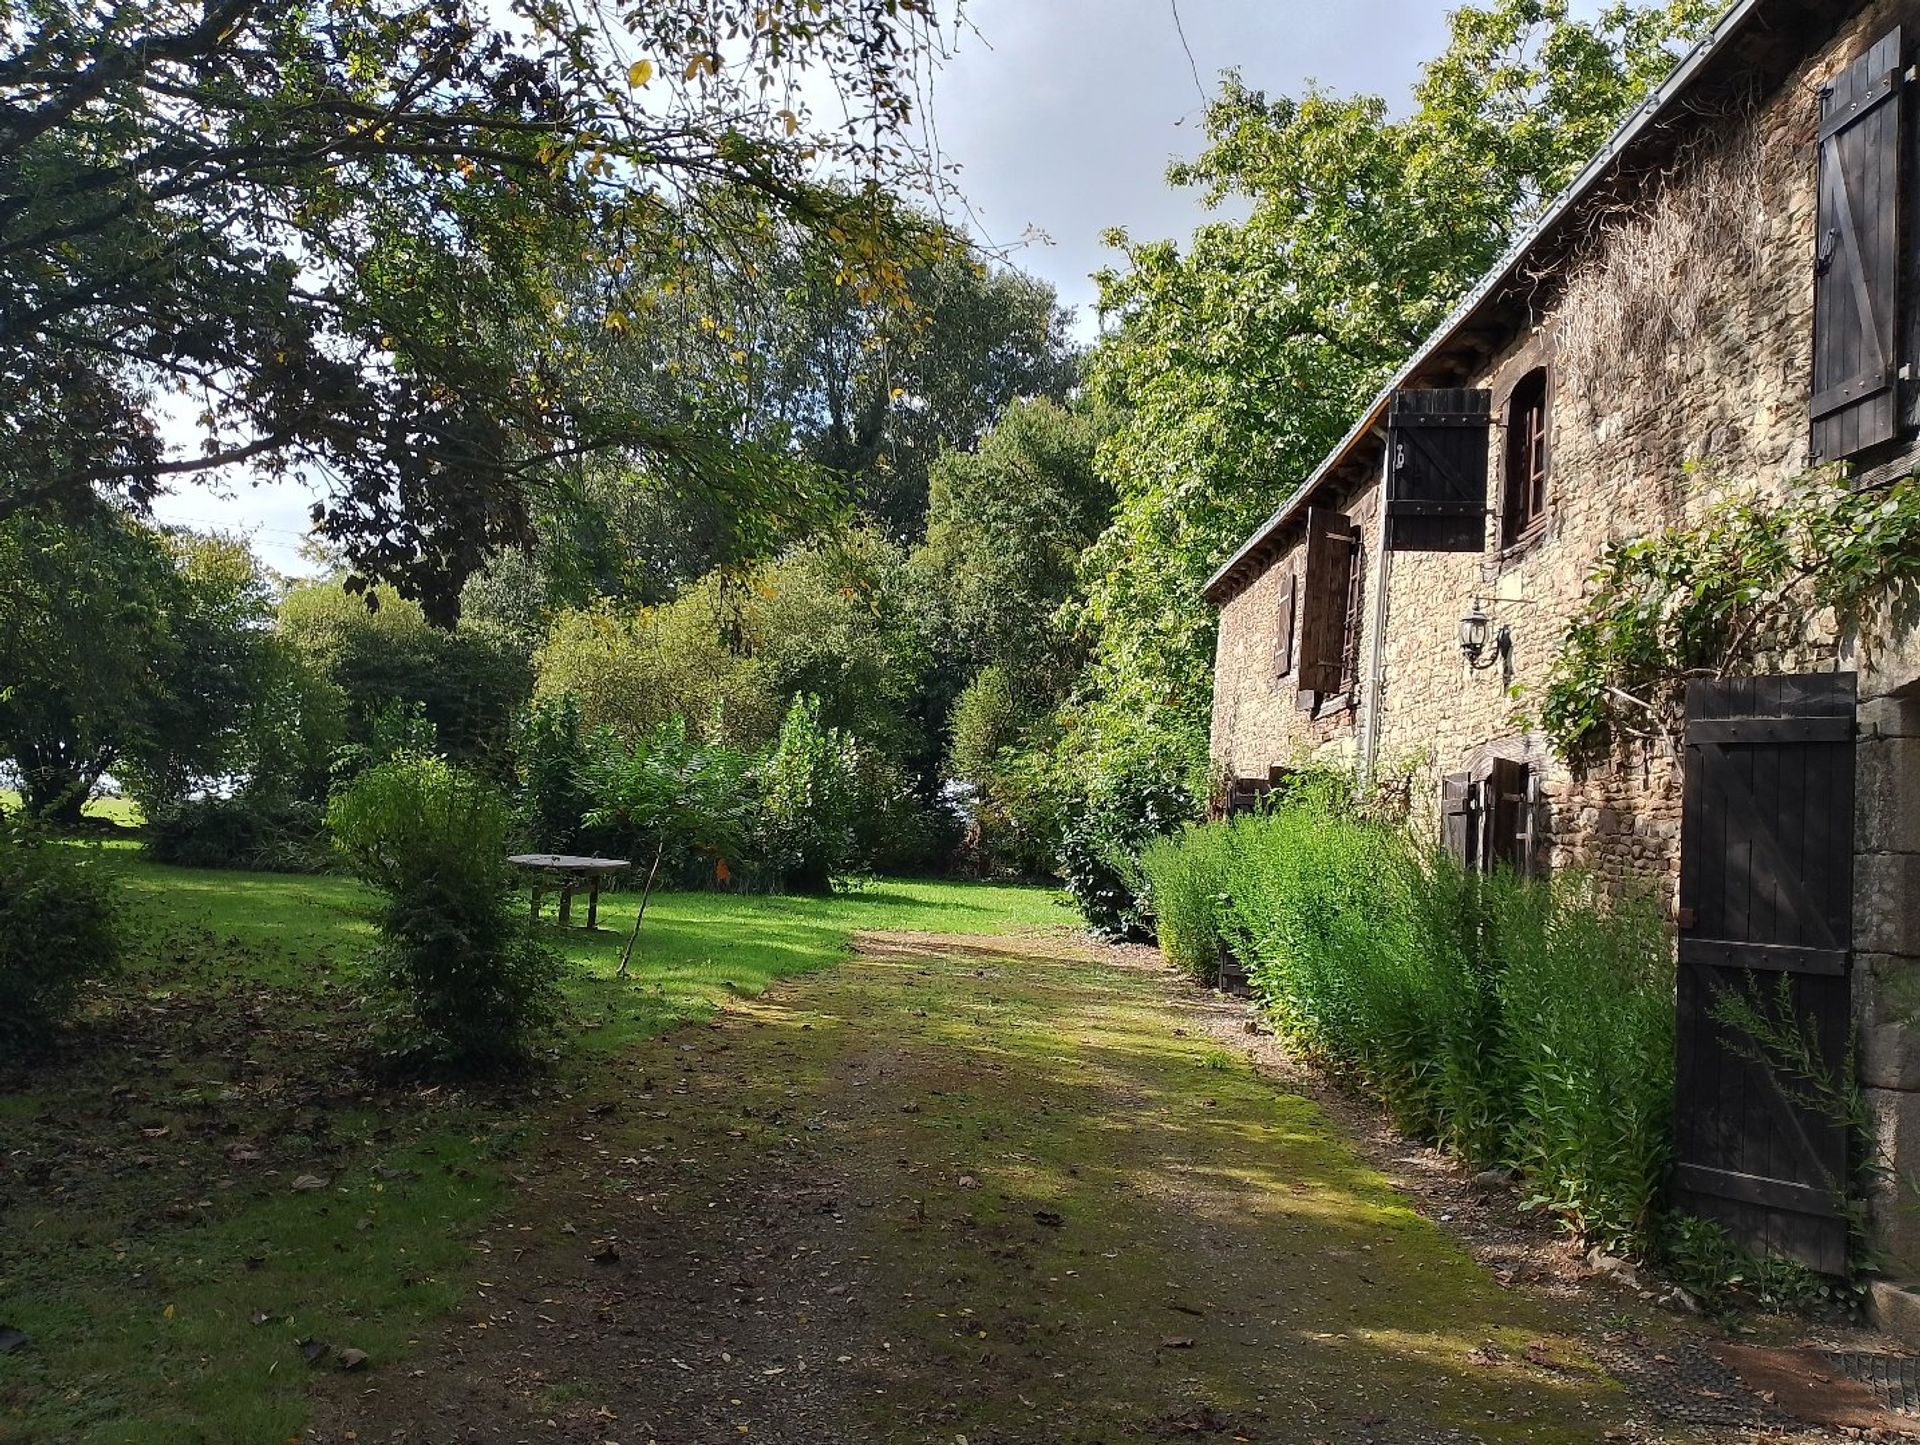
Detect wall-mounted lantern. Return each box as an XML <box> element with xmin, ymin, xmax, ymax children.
<box><xmin>1458</xmin><ymin>601</ymin><xmax>1511</xmax><ymax>671</ymax></box>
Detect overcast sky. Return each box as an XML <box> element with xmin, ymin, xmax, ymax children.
<box><xmin>151</xmin><ymin>0</ymin><xmax>1460</xmax><ymax>573</ymax></box>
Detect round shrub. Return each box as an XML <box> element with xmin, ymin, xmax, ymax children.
<box><xmin>146</xmin><ymin>794</ymin><xmax>326</xmax><ymax>872</ymax></box>
<box><xmin>328</xmin><ymin>757</ymin><xmax>562</xmax><ymax>1071</ymax></box>
<box><xmin>0</xmin><ymin>827</ymin><xmax>122</xmax><ymax>1049</ymax></box>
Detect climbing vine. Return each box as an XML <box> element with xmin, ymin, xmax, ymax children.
<box><xmin>1540</xmin><ymin>466</ymin><xmax>1920</xmax><ymax>760</ymax></box>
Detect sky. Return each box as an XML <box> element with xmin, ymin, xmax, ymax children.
<box><xmin>150</xmin><ymin>0</ymin><xmax>1459</xmax><ymax>575</ymax></box>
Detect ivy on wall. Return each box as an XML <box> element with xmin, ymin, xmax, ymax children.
<box><xmin>1539</xmin><ymin>466</ymin><xmax>1920</xmax><ymax>760</ymax></box>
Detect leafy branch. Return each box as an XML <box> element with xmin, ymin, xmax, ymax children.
<box><xmin>1539</xmin><ymin>466</ymin><xmax>1920</xmax><ymax>760</ymax></box>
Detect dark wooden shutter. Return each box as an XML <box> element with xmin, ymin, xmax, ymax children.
<box><xmin>1675</xmin><ymin>672</ymin><xmax>1856</xmax><ymax>1275</ymax></box>
<box><xmin>1441</xmin><ymin>772</ymin><xmax>1475</xmax><ymax>867</ymax></box>
<box><xmin>1296</xmin><ymin>509</ymin><xmax>1359</xmax><ymax>700</ymax></box>
<box><xmin>1272</xmin><ymin>562</ymin><xmax>1296</xmax><ymax>682</ymax></box>
<box><xmin>1812</xmin><ymin>27</ymin><xmax>1904</xmax><ymax>462</ymax></box>
<box><xmin>1387</xmin><ymin>388</ymin><xmax>1492</xmax><ymax>552</ymax></box>
<box><xmin>1487</xmin><ymin>758</ymin><xmax>1527</xmax><ymax>872</ymax></box>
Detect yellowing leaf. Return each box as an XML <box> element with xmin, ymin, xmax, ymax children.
<box><xmin>627</xmin><ymin>59</ymin><xmax>654</xmax><ymax>87</ymax></box>
<box><xmin>777</xmin><ymin>109</ymin><xmax>798</xmax><ymax>136</ymax></box>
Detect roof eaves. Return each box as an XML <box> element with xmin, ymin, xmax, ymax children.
<box><xmin>1201</xmin><ymin>0</ymin><xmax>1767</xmax><ymax>606</ymax></box>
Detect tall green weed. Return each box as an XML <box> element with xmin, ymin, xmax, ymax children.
<box><xmin>1141</xmin><ymin>808</ymin><xmax>1675</xmax><ymax>1252</ymax></box>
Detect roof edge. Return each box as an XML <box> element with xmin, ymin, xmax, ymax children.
<box><xmin>1202</xmin><ymin>0</ymin><xmax>1767</xmax><ymax>606</ymax></box>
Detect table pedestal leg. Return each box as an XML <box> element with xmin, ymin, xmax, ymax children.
<box><xmin>586</xmin><ymin>875</ymin><xmax>602</xmax><ymax>930</ymax></box>
<box><xmin>559</xmin><ymin>882</ymin><xmax>576</xmax><ymax>927</ymax></box>
<box><xmin>529</xmin><ymin>885</ymin><xmax>544</xmax><ymax>922</ymax></box>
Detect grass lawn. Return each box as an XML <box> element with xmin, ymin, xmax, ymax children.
<box><xmin>0</xmin><ymin>848</ymin><xmax>1067</xmax><ymax>1445</ymax></box>
<box><xmin>0</xmin><ymin>789</ymin><xmax>142</xmax><ymax>827</ymax></box>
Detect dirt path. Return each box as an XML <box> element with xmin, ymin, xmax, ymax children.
<box><xmin>307</xmin><ymin>931</ymin><xmax>1857</xmax><ymax>1445</ymax></box>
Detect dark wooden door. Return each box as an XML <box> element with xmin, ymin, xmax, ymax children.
<box><xmin>1675</xmin><ymin>672</ymin><xmax>1856</xmax><ymax>1274</ymax></box>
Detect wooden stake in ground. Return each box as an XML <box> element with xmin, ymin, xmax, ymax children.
<box><xmin>617</xmin><ymin>836</ymin><xmax>666</xmax><ymax>978</ymax></box>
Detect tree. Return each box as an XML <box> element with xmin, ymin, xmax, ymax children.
<box><xmin>635</xmin><ymin>210</ymin><xmax>1081</xmax><ymax>541</ymax></box>
<box><xmin>915</xmin><ymin>397</ymin><xmax>1110</xmax><ymax>688</ymax></box>
<box><xmin>532</xmin><ymin>532</ymin><xmax>931</xmax><ymax>763</ymax></box>
<box><xmin>3</xmin><ymin>0</ymin><xmax>948</xmax><ymax>620</ymax></box>
<box><xmin>580</xmin><ymin>717</ymin><xmax>754</xmax><ymax>976</ymax></box>
<box><xmin>1064</xmin><ymin>0</ymin><xmax>1718</xmax><ymax>801</ymax></box>
<box><xmin>278</xmin><ymin>581</ymin><xmax>531</xmax><ymax>771</ymax></box>
<box><xmin>0</xmin><ymin>510</ymin><xmax>271</xmax><ymax>820</ymax></box>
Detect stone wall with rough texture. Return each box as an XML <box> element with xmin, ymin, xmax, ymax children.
<box><xmin>1208</xmin><ymin>0</ymin><xmax>1920</xmax><ymax>1280</ymax></box>
<box><xmin>1210</xmin><ymin>472</ymin><xmax>1378</xmax><ymax>780</ymax></box>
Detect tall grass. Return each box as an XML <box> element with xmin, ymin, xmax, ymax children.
<box><xmin>1140</xmin><ymin>808</ymin><xmax>1674</xmax><ymax>1252</ymax></box>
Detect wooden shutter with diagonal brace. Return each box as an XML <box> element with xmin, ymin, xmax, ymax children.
<box><xmin>1812</xmin><ymin>27</ymin><xmax>1905</xmax><ymax>461</ymax></box>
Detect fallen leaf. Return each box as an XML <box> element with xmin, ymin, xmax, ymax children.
<box><xmin>299</xmin><ymin>1338</ymin><xmax>330</xmax><ymax>1366</ymax></box>
<box><xmin>1159</xmin><ymin>1335</ymin><xmax>1195</xmax><ymax>1349</ymax></box>
<box><xmin>588</xmin><ymin>1241</ymin><xmax>621</xmax><ymax>1264</ymax></box>
<box><xmin>337</xmin><ymin>1347</ymin><xmax>370</xmax><ymax>1372</ymax></box>
<box><xmin>290</xmin><ymin>1174</ymin><xmax>328</xmax><ymax>1192</ymax></box>
<box><xmin>1032</xmin><ymin>1210</ymin><xmax>1063</xmax><ymax>1228</ymax></box>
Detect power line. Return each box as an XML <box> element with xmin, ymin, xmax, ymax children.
<box><xmin>1169</xmin><ymin>0</ymin><xmax>1207</xmax><ymax>106</ymax></box>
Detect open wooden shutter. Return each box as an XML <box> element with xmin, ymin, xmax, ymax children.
<box><xmin>1441</xmin><ymin>772</ymin><xmax>1474</xmax><ymax>866</ymax></box>
<box><xmin>1272</xmin><ymin>562</ymin><xmax>1296</xmax><ymax>682</ymax></box>
<box><xmin>1387</xmin><ymin>388</ymin><xmax>1492</xmax><ymax>552</ymax></box>
<box><xmin>1812</xmin><ymin>27</ymin><xmax>1905</xmax><ymax>462</ymax></box>
<box><xmin>1488</xmin><ymin>758</ymin><xmax>1528</xmax><ymax>873</ymax></box>
<box><xmin>1296</xmin><ymin>509</ymin><xmax>1359</xmax><ymax>700</ymax></box>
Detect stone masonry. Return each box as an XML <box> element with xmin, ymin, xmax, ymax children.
<box><xmin>1208</xmin><ymin>0</ymin><xmax>1920</xmax><ymax>1279</ymax></box>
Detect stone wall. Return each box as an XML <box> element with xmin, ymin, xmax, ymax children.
<box><xmin>1213</xmin><ymin>0</ymin><xmax>1892</xmax><ymax>896</ymax></box>
<box><xmin>1210</xmin><ymin>472</ymin><xmax>1378</xmax><ymax>780</ymax></box>
<box><xmin>1207</xmin><ymin>0</ymin><xmax>1920</xmax><ymax>1281</ymax></box>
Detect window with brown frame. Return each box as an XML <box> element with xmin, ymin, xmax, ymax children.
<box><xmin>1501</xmin><ymin>367</ymin><xmax>1549</xmax><ymax>545</ymax></box>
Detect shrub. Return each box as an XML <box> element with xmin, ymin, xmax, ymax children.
<box><xmin>1489</xmin><ymin>869</ymin><xmax>1673</xmax><ymax>1251</ymax></box>
<box><xmin>516</xmin><ymin>693</ymin><xmax>593</xmax><ymax>852</ymax></box>
<box><xmin>1059</xmin><ymin>759</ymin><xmax>1196</xmax><ymax>940</ymax></box>
<box><xmin>1138</xmin><ymin>823</ymin><xmax>1239</xmax><ymax>982</ymax></box>
<box><xmin>757</xmin><ymin>694</ymin><xmax>863</xmax><ymax>894</ymax></box>
<box><xmin>1149</xmin><ymin>807</ymin><xmax>1676</xmax><ymax>1254</ymax></box>
<box><xmin>948</xmin><ymin>667</ymin><xmax>1062</xmax><ymax>878</ymax></box>
<box><xmin>0</xmin><ymin>826</ymin><xmax>122</xmax><ymax>1049</ymax></box>
<box><xmin>146</xmin><ymin>794</ymin><xmax>326</xmax><ymax>872</ymax></box>
<box><xmin>328</xmin><ymin>757</ymin><xmax>562</xmax><ymax>1070</ymax></box>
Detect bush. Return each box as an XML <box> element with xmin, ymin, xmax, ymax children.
<box><xmin>146</xmin><ymin>794</ymin><xmax>326</xmax><ymax>872</ymax></box>
<box><xmin>1059</xmin><ymin>759</ymin><xmax>1198</xmax><ymax>940</ymax></box>
<box><xmin>1138</xmin><ymin>823</ymin><xmax>1239</xmax><ymax>982</ymax></box>
<box><xmin>947</xmin><ymin>667</ymin><xmax>1062</xmax><ymax>878</ymax></box>
<box><xmin>1149</xmin><ymin>807</ymin><xmax>1675</xmax><ymax>1253</ymax></box>
<box><xmin>328</xmin><ymin>757</ymin><xmax>562</xmax><ymax>1071</ymax></box>
<box><xmin>757</xmin><ymin>694</ymin><xmax>864</xmax><ymax>894</ymax></box>
<box><xmin>516</xmin><ymin>693</ymin><xmax>593</xmax><ymax>853</ymax></box>
<box><xmin>0</xmin><ymin>827</ymin><xmax>122</xmax><ymax>1049</ymax></box>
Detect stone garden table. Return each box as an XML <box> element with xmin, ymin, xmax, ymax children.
<box><xmin>508</xmin><ymin>854</ymin><xmax>630</xmax><ymax>930</ymax></box>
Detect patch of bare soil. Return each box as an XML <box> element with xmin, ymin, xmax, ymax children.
<box><xmin>307</xmin><ymin>932</ymin><xmax>1910</xmax><ymax>1445</ymax></box>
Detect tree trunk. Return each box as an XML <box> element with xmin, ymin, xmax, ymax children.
<box><xmin>22</xmin><ymin>769</ymin><xmax>91</xmax><ymax>827</ymax></box>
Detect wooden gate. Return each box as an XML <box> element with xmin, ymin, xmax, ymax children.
<box><xmin>1675</xmin><ymin>673</ymin><xmax>1856</xmax><ymax>1274</ymax></box>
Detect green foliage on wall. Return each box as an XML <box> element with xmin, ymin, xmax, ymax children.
<box><xmin>1540</xmin><ymin>468</ymin><xmax>1920</xmax><ymax>759</ymax></box>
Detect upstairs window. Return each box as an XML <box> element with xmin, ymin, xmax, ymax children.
<box><xmin>1501</xmin><ymin>368</ymin><xmax>1549</xmax><ymax>545</ymax></box>
<box><xmin>1295</xmin><ymin>508</ymin><xmax>1362</xmax><ymax>709</ymax></box>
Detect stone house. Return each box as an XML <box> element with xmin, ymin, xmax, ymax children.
<box><xmin>1203</xmin><ymin>0</ymin><xmax>1920</xmax><ymax>1308</ymax></box>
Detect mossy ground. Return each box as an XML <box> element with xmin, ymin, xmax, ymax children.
<box><xmin>308</xmin><ymin>931</ymin><xmax>1640</xmax><ymax>1444</ymax></box>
